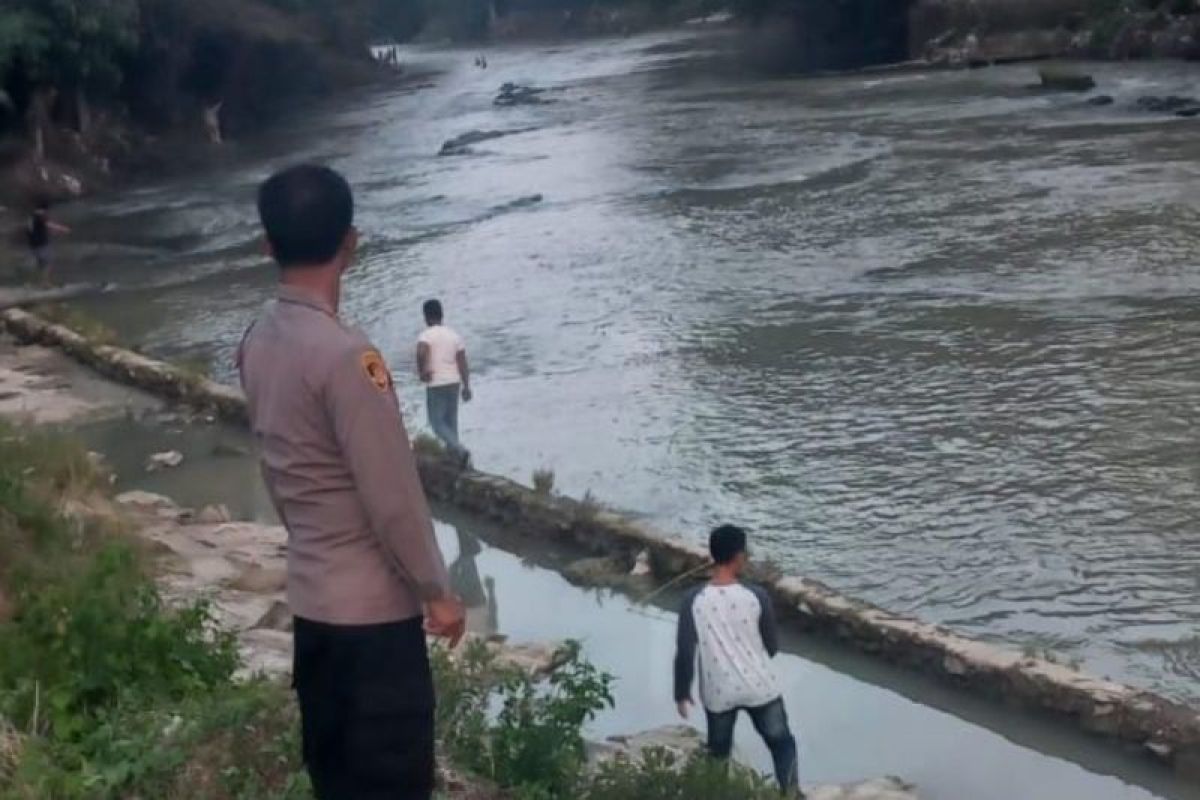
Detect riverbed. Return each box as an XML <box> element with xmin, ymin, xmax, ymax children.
<box><xmin>52</xmin><ymin>30</ymin><xmax>1200</xmax><ymax>706</ymax></box>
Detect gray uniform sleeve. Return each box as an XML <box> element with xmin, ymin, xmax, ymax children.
<box><xmin>749</xmin><ymin>583</ymin><xmax>780</xmax><ymax>657</ymax></box>
<box><xmin>325</xmin><ymin>345</ymin><xmax>451</xmax><ymax>601</ymax></box>
<box><xmin>674</xmin><ymin>588</ymin><xmax>701</xmax><ymax>702</ymax></box>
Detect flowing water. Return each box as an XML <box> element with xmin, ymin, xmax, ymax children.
<box><xmin>56</xmin><ymin>30</ymin><xmax>1200</xmax><ymax>705</ymax></box>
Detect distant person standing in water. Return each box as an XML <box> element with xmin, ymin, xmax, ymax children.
<box><xmin>675</xmin><ymin>525</ymin><xmax>802</xmax><ymax>797</ymax></box>
<box><xmin>27</xmin><ymin>201</ymin><xmax>70</xmax><ymax>285</ymax></box>
<box><xmin>416</xmin><ymin>299</ymin><xmax>472</xmax><ymax>466</ymax></box>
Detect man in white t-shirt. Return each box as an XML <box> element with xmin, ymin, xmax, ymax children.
<box><xmin>675</xmin><ymin>524</ymin><xmax>802</xmax><ymax>796</ymax></box>
<box><xmin>416</xmin><ymin>299</ymin><xmax>472</xmax><ymax>465</ymax></box>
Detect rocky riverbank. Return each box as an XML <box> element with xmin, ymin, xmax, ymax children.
<box><xmin>3</xmin><ymin>308</ymin><xmax>1200</xmax><ymax>784</ymax></box>
<box><xmin>0</xmin><ymin>326</ymin><xmax>922</xmax><ymax>798</ymax></box>
<box><xmin>913</xmin><ymin>0</ymin><xmax>1200</xmax><ymax>67</ymax></box>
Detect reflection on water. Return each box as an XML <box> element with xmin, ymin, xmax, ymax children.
<box><xmin>58</xmin><ymin>33</ymin><xmax>1200</xmax><ymax>704</ymax></box>
<box><xmin>450</xmin><ymin>527</ymin><xmax>499</xmax><ymax>638</ymax></box>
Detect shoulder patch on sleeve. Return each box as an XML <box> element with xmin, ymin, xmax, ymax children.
<box><xmin>360</xmin><ymin>349</ymin><xmax>394</xmax><ymax>392</ymax></box>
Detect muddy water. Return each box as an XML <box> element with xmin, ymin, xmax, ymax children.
<box><xmin>58</xmin><ymin>32</ymin><xmax>1200</xmax><ymax>705</ymax></box>
<box><xmin>76</xmin><ymin>415</ymin><xmax>1199</xmax><ymax>800</ymax></box>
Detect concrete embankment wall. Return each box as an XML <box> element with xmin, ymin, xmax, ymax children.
<box><xmin>3</xmin><ymin>305</ymin><xmax>1198</xmax><ymax>777</ymax></box>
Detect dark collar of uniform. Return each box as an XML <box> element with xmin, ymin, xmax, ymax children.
<box><xmin>277</xmin><ymin>284</ymin><xmax>337</xmax><ymax>318</ymax></box>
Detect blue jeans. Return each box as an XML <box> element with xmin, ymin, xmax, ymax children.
<box><xmin>426</xmin><ymin>384</ymin><xmax>464</xmax><ymax>455</ymax></box>
<box><xmin>706</xmin><ymin>698</ymin><xmax>799</xmax><ymax>792</ymax></box>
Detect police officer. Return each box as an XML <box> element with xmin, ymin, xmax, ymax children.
<box><xmin>238</xmin><ymin>164</ymin><xmax>465</xmax><ymax>800</ymax></box>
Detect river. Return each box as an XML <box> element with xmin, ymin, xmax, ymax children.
<box><xmin>58</xmin><ymin>29</ymin><xmax>1200</xmax><ymax>706</ymax></box>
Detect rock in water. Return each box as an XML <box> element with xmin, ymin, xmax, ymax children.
<box><xmin>1037</xmin><ymin>67</ymin><xmax>1096</xmax><ymax>92</ymax></box>
<box><xmin>1086</xmin><ymin>95</ymin><xmax>1115</xmax><ymax>107</ymax></box>
<box><xmin>1136</xmin><ymin>95</ymin><xmax>1200</xmax><ymax>114</ymax></box>
<box><xmin>146</xmin><ymin>450</ymin><xmax>184</xmax><ymax>472</ymax></box>
<box><xmin>808</xmin><ymin>777</ymin><xmax>920</xmax><ymax>800</ymax></box>
<box><xmin>227</xmin><ymin>564</ymin><xmax>287</xmax><ymax>594</ymax></box>
<box><xmin>439</xmin><ymin>129</ymin><xmax>510</xmax><ymax>156</ymax></box>
<box><xmin>564</xmin><ymin>555</ymin><xmax>626</xmax><ymax>587</ymax></box>
<box><xmin>196</xmin><ymin>504</ymin><xmax>233</xmax><ymax>524</ymax></box>
<box><xmin>495</xmin><ymin>82</ymin><xmax>549</xmax><ymax>107</ymax></box>
<box><xmin>115</xmin><ymin>489</ymin><xmax>182</xmax><ymax>515</ymax></box>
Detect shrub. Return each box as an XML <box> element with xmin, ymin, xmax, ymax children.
<box><xmin>434</xmin><ymin>640</ymin><xmax>614</xmax><ymax>799</ymax></box>
<box><xmin>574</xmin><ymin>490</ymin><xmax>602</xmax><ymax>524</ymax></box>
<box><xmin>0</xmin><ymin>544</ymin><xmax>239</xmax><ymax>740</ymax></box>
<box><xmin>531</xmin><ymin>468</ymin><xmax>555</xmax><ymax>496</ymax></box>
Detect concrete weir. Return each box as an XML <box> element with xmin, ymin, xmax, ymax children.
<box><xmin>3</xmin><ymin>306</ymin><xmax>1199</xmax><ymax>777</ymax></box>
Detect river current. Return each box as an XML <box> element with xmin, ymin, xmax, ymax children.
<box><xmin>60</xmin><ymin>30</ymin><xmax>1200</xmax><ymax>705</ymax></box>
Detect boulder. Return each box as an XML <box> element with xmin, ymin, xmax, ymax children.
<box><xmin>1136</xmin><ymin>95</ymin><xmax>1200</xmax><ymax>114</ymax></box>
<box><xmin>196</xmin><ymin>504</ymin><xmax>233</xmax><ymax>525</ymax></box>
<box><xmin>597</xmin><ymin>725</ymin><xmax>702</xmax><ymax>764</ymax></box>
<box><xmin>490</xmin><ymin>639</ymin><xmax>566</xmax><ymax>676</ymax></box>
<box><xmin>495</xmin><ymin>82</ymin><xmax>549</xmax><ymax>107</ymax></box>
<box><xmin>1037</xmin><ymin>67</ymin><xmax>1096</xmax><ymax>92</ymax></box>
<box><xmin>226</xmin><ymin>564</ymin><xmax>287</xmax><ymax>594</ymax></box>
<box><xmin>439</xmin><ymin>129</ymin><xmax>508</xmax><ymax>156</ymax></box>
<box><xmin>808</xmin><ymin>777</ymin><xmax>920</xmax><ymax>800</ymax></box>
<box><xmin>564</xmin><ymin>555</ymin><xmax>627</xmax><ymax>586</ymax></box>
<box><xmin>115</xmin><ymin>490</ymin><xmax>181</xmax><ymax>516</ymax></box>
<box><xmin>254</xmin><ymin>600</ymin><xmax>293</xmax><ymax>632</ymax></box>
<box><xmin>564</xmin><ymin>554</ymin><xmax>656</xmax><ymax>595</ymax></box>
<box><xmin>146</xmin><ymin>450</ymin><xmax>184</xmax><ymax>472</ymax></box>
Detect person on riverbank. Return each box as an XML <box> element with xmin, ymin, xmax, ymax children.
<box><xmin>416</xmin><ymin>298</ymin><xmax>472</xmax><ymax>466</ymax></box>
<box><xmin>238</xmin><ymin>164</ymin><xmax>465</xmax><ymax>800</ymax></box>
<box><xmin>675</xmin><ymin>524</ymin><xmax>802</xmax><ymax>797</ymax></box>
<box><xmin>26</xmin><ymin>201</ymin><xmax>70</xmax><ymax>285</ymax></box>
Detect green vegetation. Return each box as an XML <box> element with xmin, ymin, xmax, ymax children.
<box><xmin>531</xmin><ymin>467</ymin><xmax>556</xmax><ymax>496</ymax></box>
<box><xmin>0</xmin><ymin>420</ymin><xmax>783</xmax><ymax>798</ymax></box>
<box><xmin>434</xmin><ymin>640</ymin><xmax>783</xmax><ymax>800</ymax></box>
<box><xmin>0</xmin><ymin>419</ymin><xmax>290</xmax><ymax>799</ymax></box>
<box><xmin>574</xmin><ymin>489</ymin><xmax>603</xmax><ymax>524</ymax></box>
<box><xmin>30</xmin><ymin>305</ymin><xmax>121</xmax><ymax>347</ymax></box>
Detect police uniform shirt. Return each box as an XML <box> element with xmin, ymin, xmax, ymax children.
<box><xmin>238</xmin><ymin>284</ymin><xmax>451</xmax><ymax>625</ymax></box>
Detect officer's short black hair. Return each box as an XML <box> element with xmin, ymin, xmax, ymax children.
<box><xmin>257</xmin><ymin>164</ymin><xmax>353</xmax><ymax>268</ymax></box>
<box><xmin>423</xmin><ymin>299</ymin><xmax>444</xmax><ymax>323</ymax></box>
<box><xmin>709</xmin><ymin>525</ymin><xmax>747</xmax><ymax>565</ymax></box>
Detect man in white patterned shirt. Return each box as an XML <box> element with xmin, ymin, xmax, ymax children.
<box><xmin>675</xmin><ymin>524</ymin><xmax>801</xmax><ymax>796</ymax></box>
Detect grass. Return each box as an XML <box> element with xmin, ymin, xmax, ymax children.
<box><xmin>574</xmin><ymin>490</ymin><xmax>602</xmax><ymax>525</ymax></box>
<box><xmin>531</xmin><ymin>468</ymin><xmax>555</xmax><ymax>496</ymax></box>
<box><xmin>0</xmin><ymin>419</ymin><xmax>300</xmax><ymax>800</ymax></box>
<box><xmin>29</xmin><ymin>305</ymin><xmax>120</xmax><ymax>348</ymax></box>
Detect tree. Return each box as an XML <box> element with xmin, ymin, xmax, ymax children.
<box><xmin>33</xmin><ymin>0</ymin><xmax>140</xmax><ymax>134</ymax></box>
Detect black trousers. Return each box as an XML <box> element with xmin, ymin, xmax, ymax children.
<box><xmin>294</xmin><ymin>616</ymin><xmax>436</xmax><ymax>800</ymax></box>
